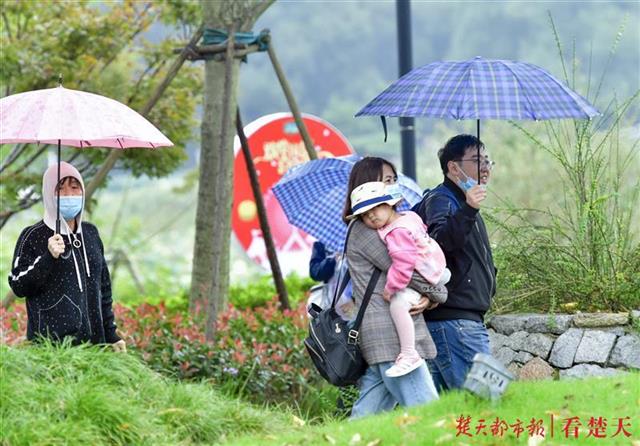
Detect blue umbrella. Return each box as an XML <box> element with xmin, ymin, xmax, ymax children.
<box><xmin>272</xmin><ymin>154</ymin><xmax>423</xmax><ymax>252</ymax></box>
<box><xmin>356</xmin><ymin>56</ymin><xmax>599</xmax><ymax>176</ymax></box>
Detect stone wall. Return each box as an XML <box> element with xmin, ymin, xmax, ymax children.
<box><xmin>486</xmin><ymin>311</ymin><xmax>640</xmax><ymax>380</ymax></box>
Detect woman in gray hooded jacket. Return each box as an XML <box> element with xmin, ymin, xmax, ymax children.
<box><xmin>8</xmin><ymin>161</ymin><xmax>125</xmax><ymax>351</ymax></box>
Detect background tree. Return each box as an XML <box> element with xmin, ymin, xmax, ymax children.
<box><xmin>191</xmin><ymin>0</ymin><xmax>273</xmax><ymax>340</ymax></box>
<box><xmin>0</xmin><ymin>0</ymin><xmax>202</xmax><ymax>229</ymax></box>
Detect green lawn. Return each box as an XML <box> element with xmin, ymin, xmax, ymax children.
<box><xmin>2</xmin><ymin>342</ymin><xmax>638</xmax><ymax>445</ymax></box>
<box><xmin>227</xmin><ymin>373</ymin><xmax>639</xmax><ymax>446</ymax></box>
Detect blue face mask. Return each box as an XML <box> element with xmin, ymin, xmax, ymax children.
<box><xmin>455</xmin><ymin>165</ymin><xmax>478</xmax><ymax>193</ymax></box>
<box><xmin>384</xmin><ymin>183</ymin><xmax>403</xmax><ymax>199</ymax></box>
<box><xmin>59</xmin><ymin>196</ymin><xmax>83</xmax><ymax>220</ymax></box>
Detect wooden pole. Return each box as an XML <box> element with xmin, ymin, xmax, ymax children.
<box><xmin>264</xmin><ymin>33</ymin><xmax>317</xmax><ymax>161</ymax></box>
<box><xmin>84</xmin><ymin>25</ymin><xmax>205</xmax><ymax>202</ymax></box>
<box><xmin>236</xmin><ymin>108</ymin><xmax>290</xmax><ymax>310</ymax></box>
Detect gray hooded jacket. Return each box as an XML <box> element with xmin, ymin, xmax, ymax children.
<box><xmin>8</xmin><ymin>162</ymin><xmax>120</xmax><ymax>344</ymax></box>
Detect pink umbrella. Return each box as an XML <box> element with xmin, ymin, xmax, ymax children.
<box><xmin>0</xmin><ymin>85</ymin><xmax>173</xmax><ymax>232</ymax></box>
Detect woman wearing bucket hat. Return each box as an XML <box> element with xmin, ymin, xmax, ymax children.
<box><xmin>349</xmin><ymin>181</ymin><xmax>450</xmax><ymax>378</ymax></box>
<box><xmin>342</xmin><ymin>157</ymin><xmax>446</xmax><ymax>419</ymax></box>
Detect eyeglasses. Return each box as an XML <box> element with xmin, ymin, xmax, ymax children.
<box><xmin>456</xmin><ymin>158</ymin><xmax>496</xmax><ymax>170</ymax></box>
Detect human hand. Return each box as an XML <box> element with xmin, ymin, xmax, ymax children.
<box><xmin>425</xmin><ymin>299</ymin><xmax>439</xmax><ymax>311</ymax></box>
<box><xmin>338</xmin><ymin>300</ymin><xmax>356</xmax><ymax>320</ymax></box>
<box><xmin>465</xmin><ymin>184</ymin><xmax>487</xmax><ymax>209</ymax></box>
<box><xmin>48</xmin><ymin>234</ymin><xmax>65</xmax><ymax>259</ymax></box>
<box><xmin>382</xmin><ymin>289</ymin><xmax>393</xmax><ymax>302</ymax></box>
<box><xmin>409</xmin><ymin>297</ymin><xmax>438</xmax><ymax>315</ymax></box>
<box><xmin>112</xmin><ymin>340</ymin><xmax>127</xmax><ymax>353</ymax></box>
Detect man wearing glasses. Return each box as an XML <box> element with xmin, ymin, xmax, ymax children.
<box><xmin>413</xmin><ymin>134</ymin><xmax>497</xmax><ymax>392</ymax></box>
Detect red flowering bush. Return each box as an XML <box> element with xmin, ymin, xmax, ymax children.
<box><xmin>1</xmin><ymin>303</ymin><xmax>27</xmax><ymax>345</ymax></box>
<box><xmin>114</xmin><ymin>298</ymin><xmax>321</xmax><ymax>405</ymax></box>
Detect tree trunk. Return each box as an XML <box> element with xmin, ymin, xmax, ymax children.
<box><xmin>191</xmin><ymin>1</ymin><xmax>273</xmax><ymax>324</ymax></box>
<box><xmin>190</xmin><ymin>47</ymin><xmax>238</xmax><ymax>314</ymax></box>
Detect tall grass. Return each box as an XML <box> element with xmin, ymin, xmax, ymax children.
<box><xmin>490</xmin><ymin>15</ymin><xmax>640</xmax><ymax>313</ymax></box>
<box><xmin>0</xmin><ymin>341</ymin><xmax>292</xmax><ymax>445</ymax></box>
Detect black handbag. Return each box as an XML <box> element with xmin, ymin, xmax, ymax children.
<box><xmin>304</xmin><ymin>224</ymin><xmax>381</xmax><ymax>387</ymax></box>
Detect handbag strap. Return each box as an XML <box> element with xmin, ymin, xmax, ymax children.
<box><xmin>331</xmin><ymin>269</ymin><xmax>351</xmax><ymax>309</ymax></box>
<box><xmin>331</xmin><ymin>220</ymin><xmax>381</xmax><ymax>342</ymax></box>
<box><xmin>330</xmin><ymin>220</ymin><xmax>356</xmax><ymax>309</ymax></box>
<box><xmin>339</xmin><ymin>220</ymin><xmax>381</xmax><ymax>343</ymax></box>
<box><xmin>351</xmin><ymin>268</ymin><xmax>381</xmax><ymax>332</ymax></box>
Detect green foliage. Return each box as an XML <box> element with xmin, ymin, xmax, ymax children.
<box><xmin>157</xmin><ymin>0</ymin><xmax>202</xmax><ymax>27</ymax></box>
<box><xmin>0</xmin><ymin>341</ymin><xmax>292</xmax><ymax>446</ymax></box>
<box><xmin>111</xmin><ymin>299</ymin><xmax>337</xmax><ymax>420</ymax></box>
<box><xmin>0</xmin><ymin>0</ymin><xmax>202</xmax><ymax>222</ymax></box>
<box><xmin>228</xmin><ymin>373</ymin><xmax>639</xmax><ymax>446</ymax></box>
<box><xmin>2</xmin><ymin>340</ymin><xmax>637</xmax><ymax>445</ymax></box>
<box><xmin>489</xmin><ymin>19</ymin><xmax>640</xmax><ymax>314</ymax></box>
<box><xmin>114</xmin><ymin>262</ymin><xmax>191</xmax><ymax>311</ymax></box>
<box><xmin>113</xmin><ymin>269</ymin><xmax>314</xmax><ymax>312</ymax></box>
<box><xmin>229</xmin><ymin>273</ymin><xmax>315</xmax><ymax>309</ymax></box>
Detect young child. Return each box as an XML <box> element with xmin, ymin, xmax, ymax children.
<box><xmin>349</xmin><ymin>181</ymin><xmax>450</xmax><ymax>377</ymax></box>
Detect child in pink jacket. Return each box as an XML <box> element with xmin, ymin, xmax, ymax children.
<box><xmin>350</xmin><ymin>181</ymin><xmax>450</xmax><ymax>377</ymax></box>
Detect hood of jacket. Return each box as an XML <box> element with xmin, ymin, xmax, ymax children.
<box><xmin>42</xmin><ymin>161</ymin><xmax>85</xmax><ymax>235</ymax></box>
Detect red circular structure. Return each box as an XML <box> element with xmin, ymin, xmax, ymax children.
<box><xmin>232</xmin><ymin>113</ymin><xmax>353</xmax><ymax>274</ymax></box>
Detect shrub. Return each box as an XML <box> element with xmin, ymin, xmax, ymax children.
<box><xmin>112</xmin><ymin>272</ymin><xmax>315</xmax><ymax>312</ymax></box>
<box><xmin>489</xmin><ymin>17</ymin><xmax>640</xmax><ymax>313</ymax></box>
<box><xmin>114</xmin><ymin>299</ymin><xmax>336</xmax><ymax>419</ymax></box>
<box><xmin>0</xmin><ymin>303</ymin><xmax>27</xmax><ymax>345</ymax></box>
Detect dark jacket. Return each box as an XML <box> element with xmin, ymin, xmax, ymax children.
<box><xmin>309</xmin><ymin>241</ymin><xmax>336</xmax><ymax>283</ymax></box>
<box><xmin>8</xmin><ymin>220</ymin><xmax>120</xmax><ymax>345</ymax></box>
<box><xmin>413</xmin><ymin>177</ymin><xmax>496</xmax><ymax>322</ymax></box>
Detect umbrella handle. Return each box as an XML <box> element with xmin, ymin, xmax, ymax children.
<box><xmin>476</xmin><ymin>120</ymin><xmax>481</xmax><ymax>180</ymax></box>
<box><xmin>56</xmin><ymin>140</ymin><xmax>60</xmax><ymax>234</ymax></box>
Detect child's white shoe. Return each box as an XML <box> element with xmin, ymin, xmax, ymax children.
<box><xmin>385</xmin><ymin>354</ymin><xmax>424</xmax><ymax>378</ymax></box>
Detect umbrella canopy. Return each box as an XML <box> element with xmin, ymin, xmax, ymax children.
<box><xmin>356</xmin><ymin>56</ymin><xmax>599</xmax><ymax>178</ymax></box>
<box><xmin>0</xmin><ymin>86</ymin><xmax>173</xmax><ymax>148</ymax></box>
<box><xmin>0</xmin><ymin>85</ymin><xmax>173</xmax><ymax>232</ymax></box>
<box><xmin>356</xmin><ymin>56</ymin><xmax>599</xmax><ymax>121</ymax></box>
<box><xmin>272</xmin><ymin>154</ymin><xmax>423</xmax><ymax>252</ymax></box>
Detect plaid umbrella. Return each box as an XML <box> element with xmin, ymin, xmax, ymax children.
<box><xmin>356</xmin><ymin>56</ymin><xmax>599</xmax><ymax>176</ymax></box>
<box><xmin>356</xmin><ymin>56</ymin><xmax>598</xmax><ymax>120</ymax></box>
<box><xmin>272</xmin><ymin>154</ymin><xmax>423</xmax><ymax>252</ymax></box>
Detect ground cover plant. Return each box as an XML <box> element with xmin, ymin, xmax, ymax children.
<box><xmin>0</xmin><ymin>342</ymin><xmax>295</xmax><ymax>446</ymax></box>
<box><xmin>3</xmin><ymin>340</ymin><xmax>636</xmax><ymax>445</ymax></box>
